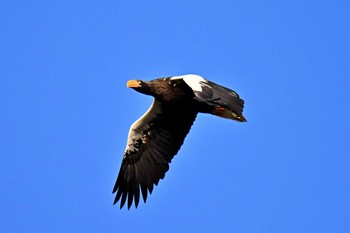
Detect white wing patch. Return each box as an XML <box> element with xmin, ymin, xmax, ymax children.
<box><xmin>125</xmin><ymin>100</ymin><xmax>162</xmax><ymax>152</ymax></box>
<box><xmin>170</xmin><ymin>74</ymin><xmax>207</xmax><ymax>92</ymax></box>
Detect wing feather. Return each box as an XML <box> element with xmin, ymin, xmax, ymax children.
<box><xmin>196</xmin><ymin>81</ymin><xmax>244</xmax><ymax>112</ymax></box>
<box><xmin>113</xmin><ymin>100</ymin><xmax>197</xmax><ymax>209</ymax></box>
<box><xmin>188</xmin><ymin>79</ymin><xmax>246</xmax><ymax>121</ymax></box>
<box><xmin>171</xmin><ymin>75</ymin><xmax>245</xmax><ymax>121</ymax></box>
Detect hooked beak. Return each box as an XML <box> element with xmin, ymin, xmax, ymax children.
<box><xmin>127</xmin><ymin>80</ymin><xmax>141</xmax><ymax>88</ymax></box>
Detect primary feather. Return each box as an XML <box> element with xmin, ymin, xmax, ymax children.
<box><xmin>113</xmin><ymin>74</ymin><xmax>246</xmax><ymax>209</ymax></box>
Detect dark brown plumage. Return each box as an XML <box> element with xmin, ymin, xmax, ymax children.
<box><xmin>113</xmin><ymin>74</ymin><xmax>246</xmax><ymax>209</ymax></box>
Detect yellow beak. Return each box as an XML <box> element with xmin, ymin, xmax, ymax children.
<box><xmin>127</xmin><ymin>80</ymin><xmax>141</xmax><ymax>88</ymax></box>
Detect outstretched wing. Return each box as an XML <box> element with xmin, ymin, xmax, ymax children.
<box><xmin>171</xmin><ymin>75</ymin><xmax>246</xmax><ymax>121</ymax></box>
<box><xmin>194</xmin><ymin>80</ymin><xmax>246</xmax><ymax>121</ymax></box>
<box><xmin>113</xmin><ymin>100</ymin><xmax>197</xmax><ymax>209</ymax></box>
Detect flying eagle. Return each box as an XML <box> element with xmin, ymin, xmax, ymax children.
<box><xmin>113</xmin><ymin>74</ymin><xmax>246</xmax><ymax>209</ymax></box>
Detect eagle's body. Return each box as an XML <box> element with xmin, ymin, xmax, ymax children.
<box><xmin>113</xmin><ymin>74</ymin><xmax>246</xmax><ymax>209</ymax></box>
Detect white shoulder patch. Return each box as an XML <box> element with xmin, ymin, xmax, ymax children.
<box><xmin>170</xmin><ymin>74</ymin><xmax>207</xmax><ymax>92</ymax></box>
<box><xmin>125</xmin><ymin>100</ymin><xmax>161</xmax><ymax>152</ymax></box>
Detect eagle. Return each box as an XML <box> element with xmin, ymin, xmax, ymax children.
<box><xmin>113</xmin><ymin>74</ymin><xmax>246</xmax><ymax>209</ymax></box>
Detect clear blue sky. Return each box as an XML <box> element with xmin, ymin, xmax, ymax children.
<box><xmin>1</xmin><ymin>1</ymin><xmax>349</xmax><ymax>232</ymax></box>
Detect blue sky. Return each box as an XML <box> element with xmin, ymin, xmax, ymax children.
<box><xmin>1</xmin><ymin>0</ymin><xmax>350</xmax><ymax>232</ymax></box>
